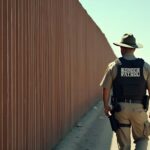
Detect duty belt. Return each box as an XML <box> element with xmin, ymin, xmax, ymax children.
<box><xmin>117</xmin><ymin>99</ymin><xmax>143</xmax><ymax>104</ymax></box>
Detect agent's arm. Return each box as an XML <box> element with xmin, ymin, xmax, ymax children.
<box><xmin>103</xmin><ymin>87</ymin><xmax>111</xmax><ymax>116</ymax></box>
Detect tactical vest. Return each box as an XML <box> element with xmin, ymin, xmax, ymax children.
<box><xmin>112</xmin><ymin>57</ymin><xmax>147</xmax><ymax>100</ymax></box>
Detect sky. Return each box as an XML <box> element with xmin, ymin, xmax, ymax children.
<box><xmin>79</xmin><ymin>0</ymin><xmax>150</xmax><ymax>63</ymax></box>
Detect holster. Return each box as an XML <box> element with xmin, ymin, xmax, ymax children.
<box><xmin>142</xmin><ymin>95</ymin><xmax>149</xmax><ymax>111</ymax></box>
<box><xmin>109</xmin><ymin>96</ymin><xmax>122</xmax><ymax>132</ymax></box>
<box><xmin>109</xmin><ymin>112</ymin><xmax>120</xmax><ymax>132</ymax></box>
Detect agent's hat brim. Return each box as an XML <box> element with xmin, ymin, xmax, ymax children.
<box><xmin>113</xmin><ymin>42</ymin><xmax>143</xmax><ymax>49</ymax></box>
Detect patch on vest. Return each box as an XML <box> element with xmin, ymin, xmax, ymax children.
<box><xmin>121</xmin><ymin>68</ymin><xmax>140</xmax><ymax>77</ymax></box>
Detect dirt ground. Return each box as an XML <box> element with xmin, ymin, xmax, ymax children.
<box><xmin>53</xmin><ymin>101</ymin><xmax>150</xmax><ymax>150</ymax></box>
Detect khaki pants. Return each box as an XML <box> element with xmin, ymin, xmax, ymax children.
<box><xmin>115</xmin><ymin>103</ymin><xmax>149</xmax><ymax>150</ymax></box>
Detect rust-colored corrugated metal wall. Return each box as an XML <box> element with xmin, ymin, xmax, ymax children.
<box><xmin>0</xmin><ymin>0</ymin><xmax>116</xmax><ymax>149</ymax></box>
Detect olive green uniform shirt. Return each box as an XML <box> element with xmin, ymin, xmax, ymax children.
<box><xmin>100</xmin><ymin>53</ymin><xmax>150</xmax><ymax>91</ymax></box>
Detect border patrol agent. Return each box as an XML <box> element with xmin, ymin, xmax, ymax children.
<box><xmin>100</xmin><ymin>33</ymin><xmax>150</xmax><ymax>150</ymax></box>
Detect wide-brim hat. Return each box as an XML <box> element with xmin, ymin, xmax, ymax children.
<box><xmin>113</xmin><ymin>33</ymin><xmax>143</xmax><ymax>49</ymax></box>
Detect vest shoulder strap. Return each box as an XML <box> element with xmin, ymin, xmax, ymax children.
<box><xmin>118</xmin><ymin>57</ymin><xmax>145</xmax><ymax>67</ymax></box>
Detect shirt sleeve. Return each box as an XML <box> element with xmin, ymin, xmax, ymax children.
<box><xmin>145</xmin><ymin>62</ymin><xmax>150</xmax><ymax>90</ymax></box>
<box><xmin>100</xmin><ymin>65</ymin><xmax>113</xmax><ymax>89</ymax></box>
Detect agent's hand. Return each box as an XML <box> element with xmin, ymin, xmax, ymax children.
<box><xmin>104</xmin><ymin>105</ymin><xmax>112</xmax><ymax>116</ymax></box>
